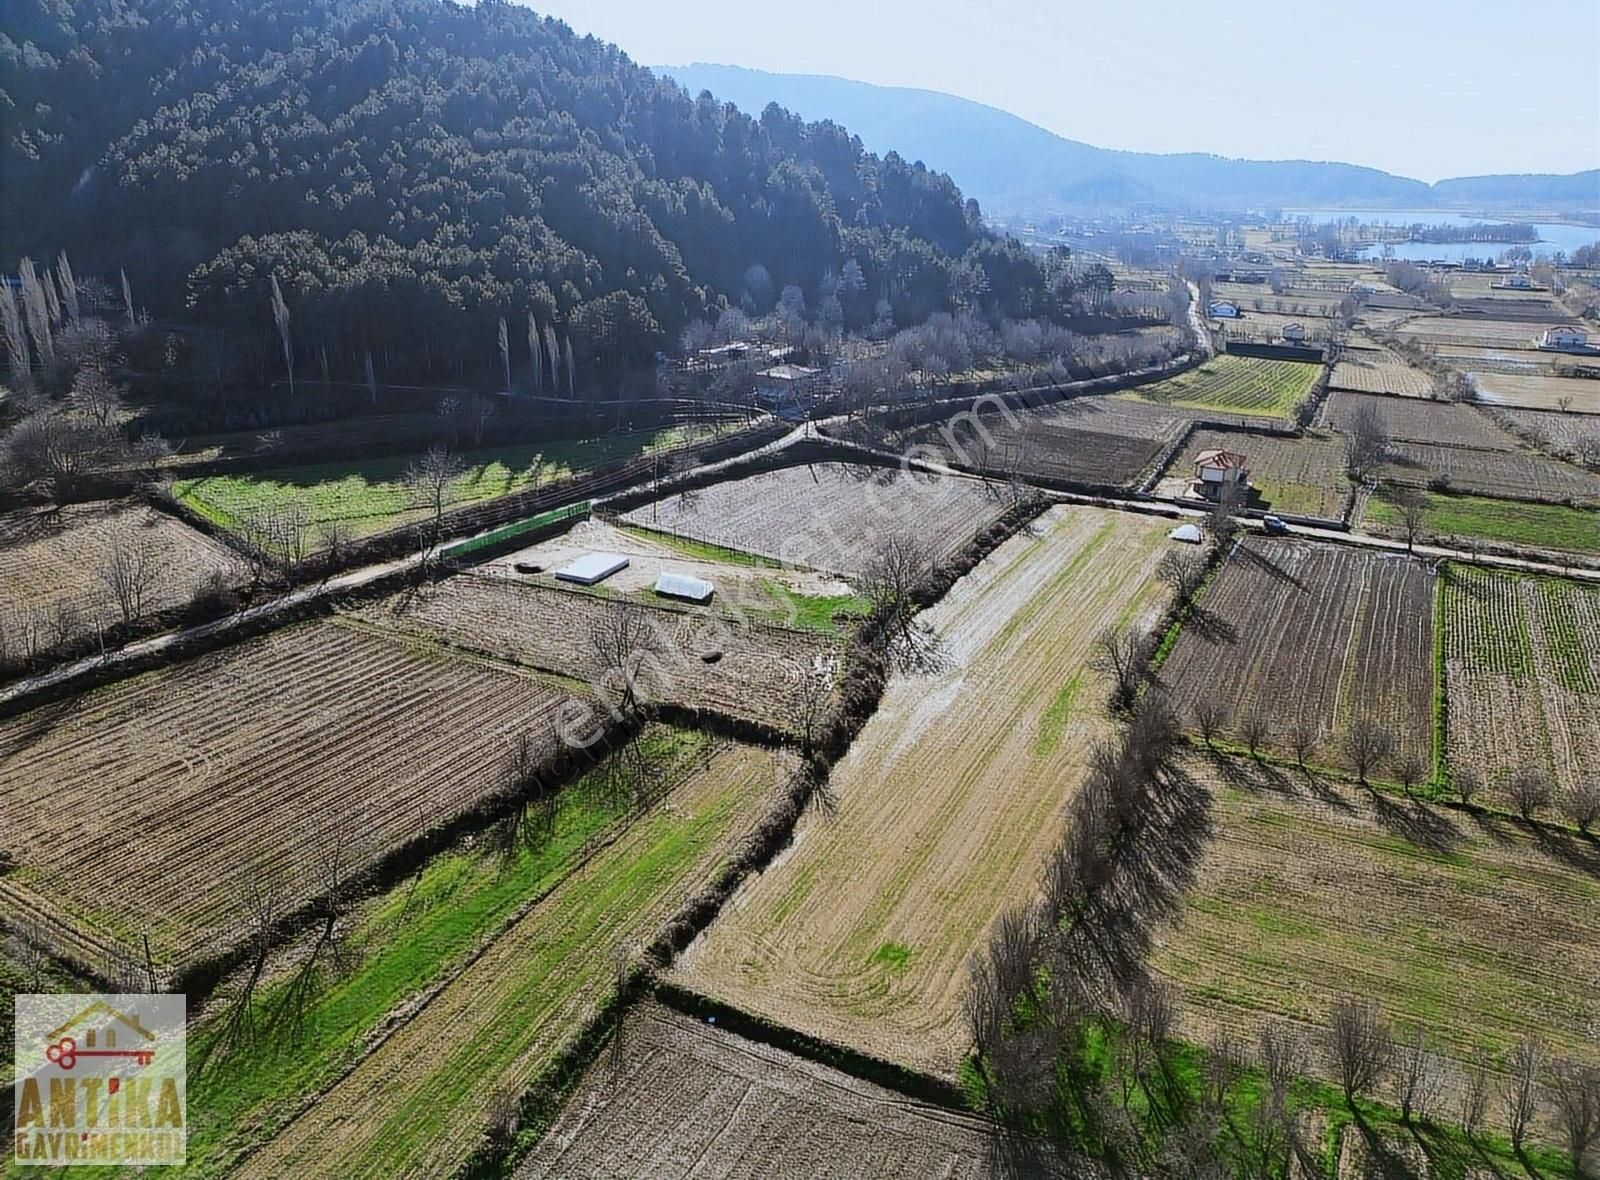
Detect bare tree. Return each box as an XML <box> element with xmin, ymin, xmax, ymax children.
<box><xmin>1391</xmin><ymin>485</ymin><xmax>1428</xmax><ymax>554</ymax></box>
<box><xmin>1505</xmin><ymin>765</ymin><xmax>1553</xmax><ymax>820</ymax></box>
<box><xmin>1325</xmin><ymin>996</ymin><xmax>1392</xmax><ymax>1105</ymax></box>
<box><xmin>1092</xmin><ymin>624</ymin><xmax>1154</xmax><ymax>714</ymax></box>
<box><xmin>1391</xmin><ymin>1025</ymin><xmax>1445</xmax><ymax>1124</ymax></box>
<box><xmin>1287</xmin><ymin>718</ymin><xmax>1319</xmax><ymax>770</ymax></box>
<box><xmin>1258</xmin><ymin>1020</ymin><xmax>1304</xmax><ymax>1113</ymax></box>
<box><xmin>527</xmin><ymin>313</ymin><xmax>543</xmax><ymax>393</ymax></box>
<box><xmin>97</xmin><ymin>533</ymin><xmax>160</xmax><ymax>627</ymax></box>
<box><xmin>1454</xmin><ymin>766</ymin><xmax>1482</xmax><ymax>808</ymax></box>
<box><xmin>1192</xmin><ymin>698</ymin><xmax>1229</xmax><ymax>749</ymax></box>
<box><xmin>1157</xmin><ymin>547</ymin><xmax>1209</xmax><ymax>603</ymax></box>
<box><xmin>859</xmin><ymin>533</ymin><xmax>941</xmax><ymax>672</ymax></box>
<box><xmin>1548</xmin><ymin>1059</ymin><xmax>1600</xmax><ymax>1175</ymax></box>
<box><xmin>404</xmin><ymin>444</ymin><xmax>464</xmax><ymax>562</ymax></box>
<box><xmin>1394</xmin><ymin>752</ymin><xmax>1427</xmax><ymax>799</ymax></box>
<box><xmin>1345</xmin><ymin>402</ymin><xmax>1389</xmax><ymax>479</ymax></box>
<box><xmin>789</xmin><ymin>656</ymin><xmax>832</xmax><ymax>759</ymax></box>
<box><xmin>1238</xmin><ymin>711</ymin><xmax>1270</xmax><ymax>760</ymax></box>
<box><xmin>497</xmin><ymin>316</ymin><xmax>511</xmax><ymax>391</ymax></box>
<box><xmin>1204</xmin><ymin>482</ymin><xmax>1242</xmax><ymax>548</ymax></box>
<box><xmin>1342</xmin><ymin>717</ymin><xmax>1394</xmax><ymax>786</ymax></box>
<box><xmin>1503</xmin><ymin>1036</ymin><xmax>1546</xmax><ymax>1153</ymax></box>
<box><xmin>1562</xmin><ymin>780</ymin><xmax>1600</xmax><ymax>834</ymax></box>
<box><xmin>588</xmin><ymin>599</ymin><xmax>664</xmax><ymax>718</ymax></box>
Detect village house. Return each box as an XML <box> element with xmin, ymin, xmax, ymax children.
<box><xmin>1539</xmin><ymin>325</ymin><xmax>1589</xmax><ymax>351</ymax></box>
<box><xmin>1280</xmin><ymin>322</ymin><xmax>1307</xmax><ymax>343</ymax></box>
<box><xmin>1192</xmin><ymin>448</ymin><xmax>1249</xmax><ymax>500</ymax></box>
<box><xmin>1208</xmin><ymin>300</ymin><xmax>1240</xmax><ymax>319</ymax></box>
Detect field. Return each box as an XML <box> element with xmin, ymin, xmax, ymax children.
<box><xmin>675</xmin><ymin>505</ymin><xmax>1175</xmax><ymax>1075</ymax></box>
<box><xmin>1159</xmin><ymin>540</ymin><xmax>1435</xmax><ymax>770</ymax></box>
<box><xmin>1469</xmin><ymin>372</ymin><xmax>1600</xmax><ymax>413</ymax></box>
<box><xmin>173</xmin><ymin>425</ymin><xmax>705</xmax><ymax>542</ymax></box>
<box><xmin>1116</xmin><ymin>354</ymin><xmax>1322</xmax><ymax>419</ymax></box>
<box><xmin>1158</xmin><ymin>429</ymin><xmax>1350</xmax><ymax>519</ymax></box>
<box><xmin>620</xmin><ymin>462</ymin><xmax>1005</xmax><ymax>576</ymax></box>
<box><xmin>1441</xmin><ymin>566</ymin><xmax>1600</xmax><ymax>797</ymax></box>
<box><xmin>1489</xmin><ymin>406</ymin><xmax>1600</xmax><ymax>462</ymax></box>
<box><xmin>1364</xmin><ymin>489</ymin><xmax>1600</xmax><ymax>555</ymax></box>
<box><xmin>159</xmin><ymin>413</ymin><xmax>446</xmax><ymax>471</ymax></box>
<box><xmin>238</xmin><ymin>740</ymin><xmax>777</xmax><ymax>1180</ymax></box>
<box><xmin>0</xmin><ymin>500</ymin><xmax>239</xmax><ymax>630</ymax></box>
<box><xmin>0</xmin><ymin>620</ymin><xmax>573</xmax><ymax>975</ymax></box>
<box><xmin>1322</xmin><ymin>391</ymin><xmax>1519</xmax><ymax>451</ymax></box>
<box><xmin>518</xmin><ymin>1002</ymin><xmax>1081</xmax><ymax>1179</ymax></box>
<box><xmin>1394</xmin><ymin>317</ymin><xmax>1553</xmax><ymax>350</ymax></box>
<box><xmin>1380</xmin><ymin>440</ymin><xmax>1600</xmax><ymax>503</ymax></box>
<box><xmin>910</xmin><ymin>395</ymin><xmax>1188</xmax><ymax>488</ymax></box>
<box><xmin>486</xmin><ymin>518</ymin><xmax>865</xmax><ymax>632</ymax></box>
<box><xmin>1155</xmin><ymin>767</ymin><xmax>1600</xmax><ymax>1074</ymax></box>
<box><xmin>1210</xmin><ymin>312</ymin><xmax>1335</xmax><ymax>343</ymax></box>
<box><xmin>362</xmin><ymin>574</ymin><xmax>840</xmax><ymax>732</ymax></box>
<box><xmin>1328</xmin><ymin>347</ymin><xmax>1434</xmax><ymax>397</ymax></box>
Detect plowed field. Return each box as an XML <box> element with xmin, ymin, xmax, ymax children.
<box><xmin>675</xmin><ymin>505</ymin><xmax>1175</xmax><ymax>1075</ymax></box>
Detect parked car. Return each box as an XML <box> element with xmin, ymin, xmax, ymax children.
<box><xmin>1262</xmin><ymin>515</ymin><xmax>1289</xmax><ymax>535</ymax></box>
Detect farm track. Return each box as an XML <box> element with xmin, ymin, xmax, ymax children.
<box><xmin>0</xmin><ymin>620</ymin><xmax>575</xmax><ymax>975</ymax></box>
<box><xmin>675</xmin><ymin>505</ymin><xmax>1174</xmax><ymax>1076</ymax></box>
<box><xmin>237</xmin><ymin>741</ymin><xmax>780</xmax><ymax>1180</ymax></box>
<box><xmin>1156</xmin><ymin>761</ymin><xmax>1600</xmax><ymax>1073</ymax></box>
<box><xmin>1443</xmin><ymin>567</ymin><xmax>1600</xmax><ymax>796</ymax></box>
<box><xmin>1159</xmin><ymin>539</ymin><xmax>1435</xmax><ymax>768</ymax></box>
<box><xmin>518</xmin><ymin>1001</ymin><xmax>1087</xmax><ymax>1179</ymax></box>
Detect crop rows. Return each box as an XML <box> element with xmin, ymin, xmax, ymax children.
<box><xmin>0</xmin><ymin>620</ymin><xmax>575</xmax><ymax>974</ymax></box>
<box><xmin>1395</xmin><ymin>317</ymin><xmax>1550</xmax><ymax>349</ymax></box>
<box><xmin>1328</xmin><ymin>347</ymin><xmax>1434</xmax><ymax>397</ymax></box>
<box><xmin>1118</xmin><ymin>355</ymin><xmax>1322</xmax><ymax>419</ymax></box>
<box><xmin>1325</xmin><ymin>391</ymin><xmax>1519</xmax><ymax>451</ymax></box>
<box><xmin>1470</xmin><ymin>372</ymin><xmax>1600</xmax><ymax>414</ymax></box>
<box><xmin>1381</xmin><ymin>440</ymin><xmax>1600</xmax><ymax>503</ymax></box>
<box><xmin>1160</xmin><ymin>540</ymin><xmax>1435</xmax><ymax>769</ymax></box>
<box><xmin>240</xmin><ymin>741</ymin><xmax>778</xmax><ymax>1180</ymax></box>
<box><xmin>621</xmin><ymin>462</ymin><xmax>1005</xmax><ymax>576</ymax></box>
<box><xmin>1443</xmin><ymin>567</ymin><xmax>1600</xmax><ymax>795</ymax></box>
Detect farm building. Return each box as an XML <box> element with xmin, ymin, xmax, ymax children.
<box><xmin>554</xmin><ymin>552</ymin><xmax>629</xmax><ymax>585</ymax></box>
<box><xmin>1279</xmin><ymin>322</ymin><xmax>1308</xmax><ymax>343</ymax></box>
<box><xmin>1501</xmin><ymin>273</ymin><xmax>1533</xmax><ymax>290</ymax></box>
<box><xmin>1192</xmin><ymin>448</ymin><xmax>1249</xmax><ymax>500</ymax></box>
<box><xmin>1538</xmin><ymin>325</ymin><xmax>1590</xmax><ymax>351</ymax></box>
<box><xmin>1209</xmin><ymin>300</ymin><xmax>1241</xmax><ymax>319</ymax></box>
<box><xmin>653</xmin><ymin>572</ymin><xmax>714</xmax><ymax>604</ymax></box>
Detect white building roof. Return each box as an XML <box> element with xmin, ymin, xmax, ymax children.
<box><xmin>1169</xmin><ymin>524</ymin><xmax>1203</xmax><ymax>543</ymax></box>
<box><xmin>758</xmin><ymin>363</ymin><xmax>821</xmax><ymax>381</ymax></box>
<box><xmin>554</xmin><ymin>552</ymin><xmax>629</xmax><ymax>585</ymax></box>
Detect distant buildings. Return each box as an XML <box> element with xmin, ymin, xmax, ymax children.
<box><xmin>1279</xmin><ymin>322</ymin><xmax>1308</xmax><ymax>343</ymax></box>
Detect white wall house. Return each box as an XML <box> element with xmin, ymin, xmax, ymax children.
<box><xmin>1208</xmin><ymin>300</ymin><xmax>1240</xmax><ymax>318</ymax></box>
<box><xmin>1539</xmin><ymin>326</ymin><xmax>1589</xmax><ymax>350</ymax></box>
<box><xmin>1192</xmin><ymin>448</ymin><xmax>1249</xmax><ymax>500</ymax></box>
<box><xmin>1280</xmin><ymin>322</ymin><xmax>1307</xmax><ymax>343</ymax></box>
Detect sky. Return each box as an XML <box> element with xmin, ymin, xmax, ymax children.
<box><xmin>520</xmin><ymin>0</ymin><xmax>1600</xmax><ymax>182</ymax></box>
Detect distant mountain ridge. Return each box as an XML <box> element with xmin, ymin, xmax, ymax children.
<box><xmin>659</xmin><ymin>64</ymin><xmax>1600</xmax><ymax>218</ymax></box>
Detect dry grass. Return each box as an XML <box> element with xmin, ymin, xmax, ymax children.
<box><xmin>1469</xmin><ymin>372</ymin><xmax>1600</xmax><ymax>413</ymax></box>
<box><xmin>675</xmin><ymin>505</ymin><xmax>1175</xmax><ymax>1075</ymax></box>
<box><xmin>1154</xmin><ymin>761</ymin><xmax>1600</xmax><ymax>1073</ymax></box>
<box><xmin>1328</xmin><ymin>348</ymin><xmax>1434</xmax><ymax>398</ymax></box>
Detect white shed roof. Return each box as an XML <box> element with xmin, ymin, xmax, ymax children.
<box><xmin>555</xmin><ymin>552</ymin><xmax>629</xmax><ymax>585</ymax></box>
<box><xmin>653</xmin><ymin>572</ymin><xmax>715</xmax><ymax>603</ymax></box>
<box><xmin>1168</xmin><ymin>523</ymin><xmax>1203</xmax><ymax>543</ymax></box>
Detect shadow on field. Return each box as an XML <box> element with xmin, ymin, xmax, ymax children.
<box><xmin>1232</xmin><ymin>540</ymin><xmax>1305</xmax><ymax>590</ymax></box>
<box><xmin>1364</xmin><ymin>790</ymin><xmax>1466</xmax><ymax>856</ymax></box>
<box><xmin>1470</xmin><ymin>811</ymin><xmax>1600</xmax><ymax>879</ymax></box>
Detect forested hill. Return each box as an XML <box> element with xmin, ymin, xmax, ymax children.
<box><xmin>0</xmin><ymin>0</ymin><xmax>1046</xmax><ymax>385</ymax></box>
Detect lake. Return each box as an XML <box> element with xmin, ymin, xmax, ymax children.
<box><xmin>1283</xmin><ymin>207</ymin><xmax>1598</xmax><ymax>262</ymax></box>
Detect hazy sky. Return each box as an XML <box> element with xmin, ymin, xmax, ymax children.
<box><xmin>521</xmin><ymin>0</ymin><xmax>1599</xmax><ymax>182</ymax></box>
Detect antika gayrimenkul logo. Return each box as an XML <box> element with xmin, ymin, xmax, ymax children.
<box><xmin>13</xmin><ymin>994</ymin><xmax>187</xmax><ymax>1166</ymax></box>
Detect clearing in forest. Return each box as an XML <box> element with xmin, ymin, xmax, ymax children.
<box><xmin>674</xmin><ymin>505</ymin><xmax>1175</xmax><ymax>1075</ymax></box>
<box><xmin>1116</xmin><ymin>354</ymin><xmax>1321</xmax><ymax>419</ymax></box>
<box><xmin>1156</xmin><ymin>766</ymin><xmax>1600</xmax><ymax>1073</ymax></box>
<box><xmin>1441</xmin><ymin>566</ymin><xmax>1600</xmax><ymax>800</ymax></box>
<box><xmin>518</xmin><ymin>1001</ymin><xmax>1085</xmax><ymax>1179</ymax></box>
<box><xmin>1159</xmin><ymin>539</ymin><xmax>1435</xmax><ymax>772</ymax></box>
<box><xmin>0</xmin><ymin>620</ymin><xmax>574</xmax><ymax>977</ymax></box>
<box><xmin>621</xmin><ymin>462</ymin><xmax>1005</xmax><ymax>576</ymax></box>
<box><xmin>238</xmin><ymin>741</ymin><xmax>779</xmax><ymax>1180</ymax></box>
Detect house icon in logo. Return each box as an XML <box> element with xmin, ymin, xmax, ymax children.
<box><xmin>43</xmin><ymin>1000</ymin><xmax>159</xmax><ymax>1070</ymax></box>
